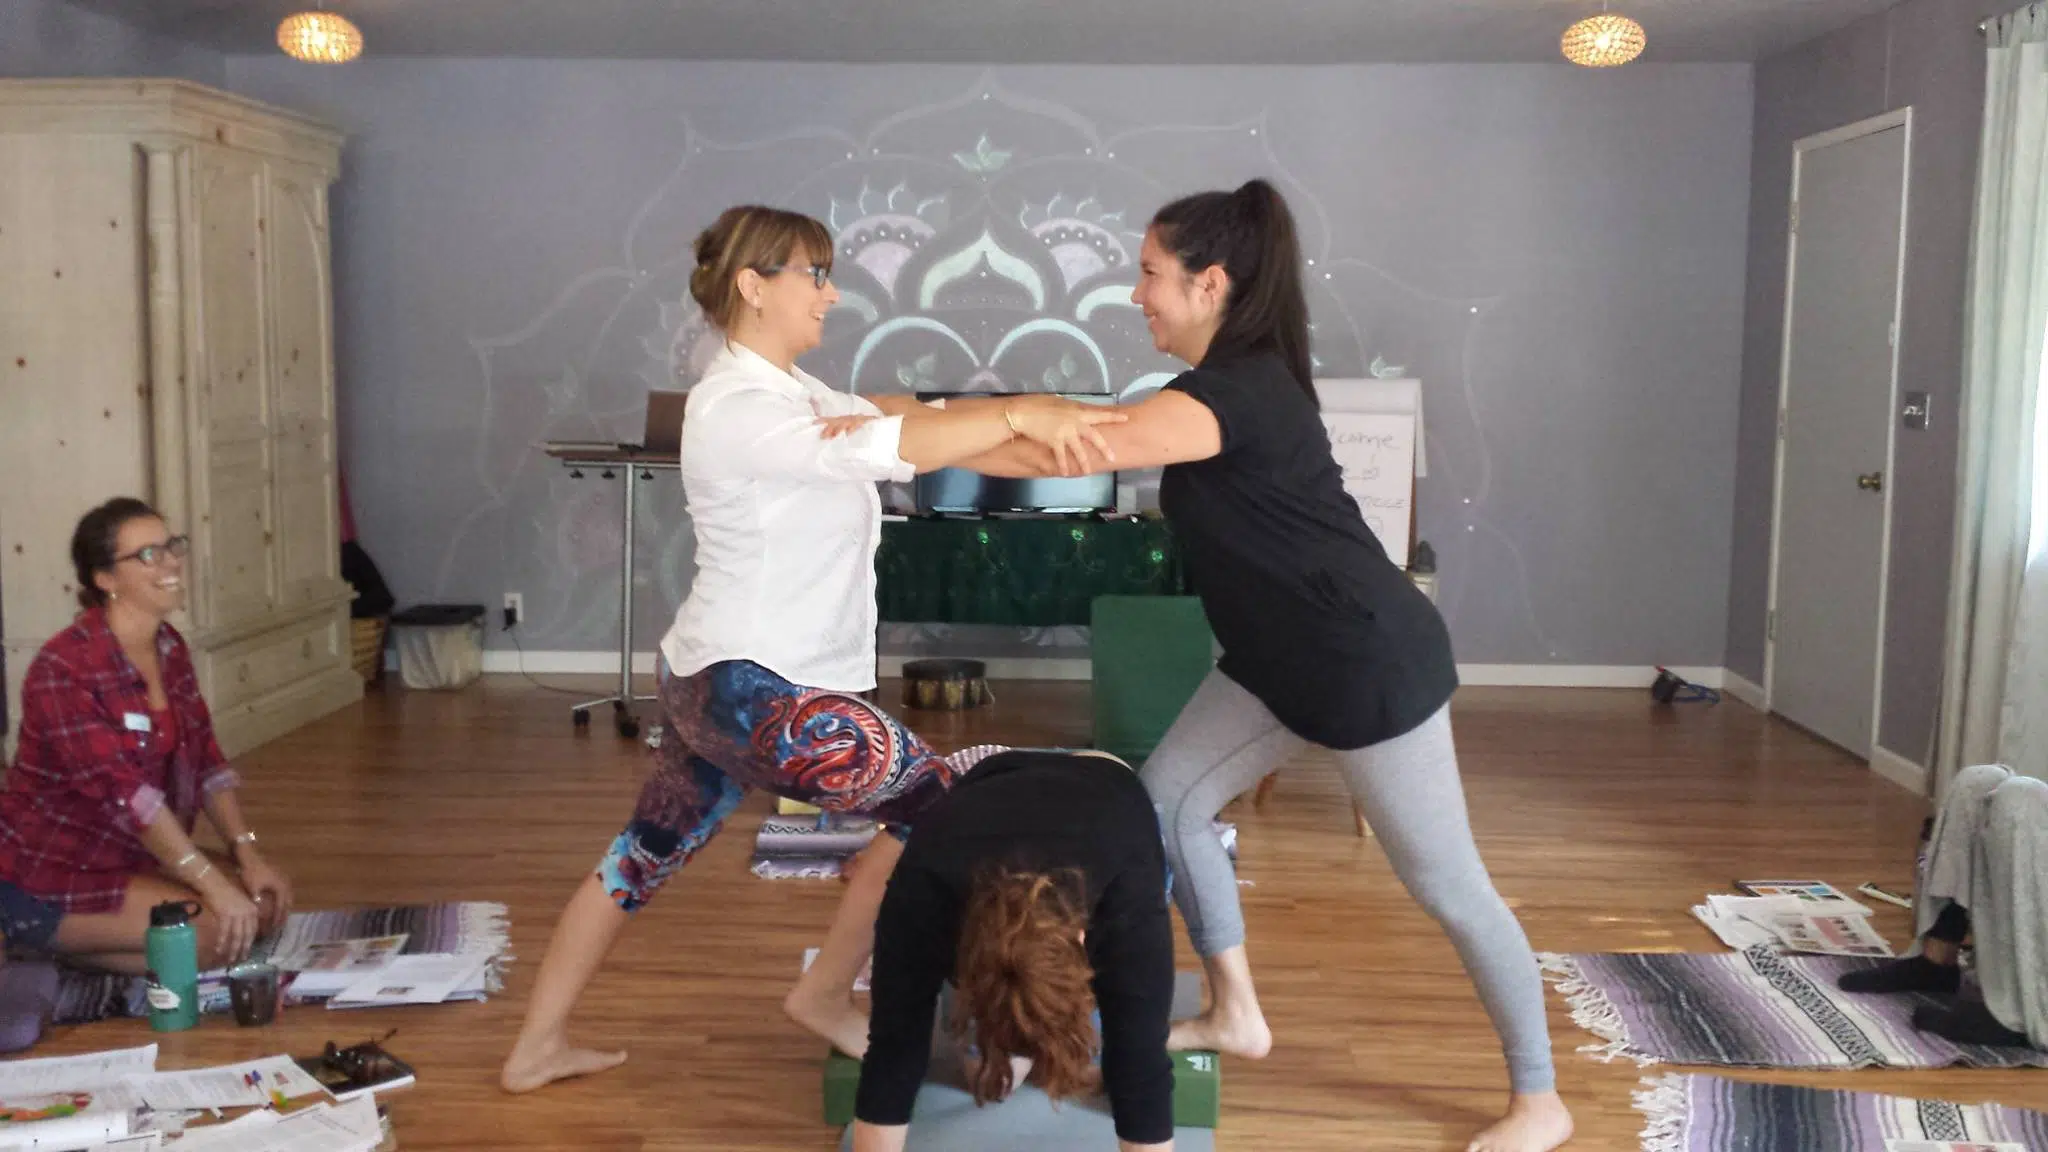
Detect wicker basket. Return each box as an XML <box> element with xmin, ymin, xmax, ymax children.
<box><xmin>350</xmin><ymin>616</ymin><xmax>389</xmax><ymax>682</ymax></box>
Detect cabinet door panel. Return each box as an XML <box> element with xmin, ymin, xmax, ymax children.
<box><xmin>190</xmin><ymin>147</ymin><xmax>275</xmax><ymax>627</ymax></box>
<box><xmin>266</xmin><ymin>167</ymin><xmax>338</xmax><ymax>604</ymax></box>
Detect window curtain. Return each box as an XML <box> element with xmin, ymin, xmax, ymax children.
<box><xmin>1938</xmin><ymin>3</ymin><xmax>2048</xmax><ymax>792</ymax></box>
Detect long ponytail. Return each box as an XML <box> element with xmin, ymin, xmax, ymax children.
<box><xmin>1149</xmin><ymin>178</ymin><xmax>1316</xmax><ymax>403</ymax></box>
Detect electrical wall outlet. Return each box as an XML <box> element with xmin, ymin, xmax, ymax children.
<box><xmin>1901</xmin><ymin>391</ymin><xmax>1932</xmax><ymax>431</ymax></box>
<box><xmin>503</xmin><ymin>592</ymin><xmax>523</xmax><ymax>629</ymax></box>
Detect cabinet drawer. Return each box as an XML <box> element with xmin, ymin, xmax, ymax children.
<box><xmin>201</xmin><ymin>614</ymin><xmax>341</xmax><ymax>713</ymax></box>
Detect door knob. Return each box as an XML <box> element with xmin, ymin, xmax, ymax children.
<box><xmin>1857</xmin><ymin>471</ymin><xmax>1885</xmax><ymax>492</ymax></box>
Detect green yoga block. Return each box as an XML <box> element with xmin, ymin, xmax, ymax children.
<box><xmin>1090</xmin><ymin>595</ymin><xmax>1215</xmax><ymax>766</ymax></box>
<box><xmin>824</xmin><ymin>1046</ymin><xmax>861</xmax><ymax>1126</ymax></box>
<box><xmin>821</xmin><ymin>971</ymin><xmax>1220</xmax><ymax>1129</ymax></box>
<box><xmin>1170</xmin><ymin>1048</ymin><xmax>1221</xmax><ymax>1128</ymax></box>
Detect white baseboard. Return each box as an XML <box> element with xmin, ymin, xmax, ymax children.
<box><xmin>1870</xmin><ymin>745</ymin><xmax>1930</xmax><ymax>796</ymax></box>
<box><xmin>1722</xmin><ymin>670</ymin><xmax>1766</xmax><ymax>711</ymax></box>
<box><xmin>878</xmin><ymin>655</ymin><xmax>1094</xmax><ymax>680</ymax></box>
<box><xmin>472</xmin><ymin>651</ymin><xmax>1733</xmax><ymax>690</ymax></box>
<box><xmin>1455</xmin><ymin>664</ymin><xmax>1724</xmax><ymax>689</ymax></box>
<box><xmin>479</xmin><ymin>649</ymin><xmax>661</xmax><ymax>676</ymax></box>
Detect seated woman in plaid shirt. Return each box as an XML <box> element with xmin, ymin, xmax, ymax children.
<box><xmin>0</xmin><ymin>498</ymin><xmax>291</xmax><ymax>973</ymax></box>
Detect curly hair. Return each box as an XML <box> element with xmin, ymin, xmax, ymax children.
<box><xmin>950</xmin><ymin>868</ymin><xmax>1098</xmax><ymax>1105</ymax></box>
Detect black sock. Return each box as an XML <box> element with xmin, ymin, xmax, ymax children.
<box><xmin>1836</xmin><ymin>955</ymin><xmax>1962</xmax><ymax>995</ymax></box>
<box><xmin>1927</xmin><ymin>902</ymin><xmax>1971</xmax><ymax>944</ymax></box>
<box><xmin>1912</xmin><ymin>998</ymin><xmax>2034</xmax><ymax>1048</ymax></box>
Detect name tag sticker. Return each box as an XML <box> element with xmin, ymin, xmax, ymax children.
<box><xmin>123</xmin><ymin>712</ymin><xmax>152</xmax><ymax>733</ymax></box>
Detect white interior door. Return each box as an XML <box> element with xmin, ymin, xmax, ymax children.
<box><xmin>1767</xmin><ymin>113</ymin><xmax>1910</xmax><ymax>759</ymax></box>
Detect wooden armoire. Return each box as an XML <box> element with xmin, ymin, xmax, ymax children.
<box><xmin>0</xmin><ymin>79</ymin><xmax>361</xmax><ymax>762</ymax></box>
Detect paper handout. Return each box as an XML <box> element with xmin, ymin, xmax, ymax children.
<box><xmin>125</xmin><ymin>1056</ymin><xmax>327</xmax><ymax>1113</ymax></box>
<box><xmin>1694</xmin><ymin>890</ymin><xmax>1892</xmax><ymax>957</ymax></box>
<box><xmin>0</xmin><ymin>1046</ymin><xmax>157</xmax><ymax>1097</ymax></box>
<box><xmin>327</xmin><ymin>952</ymin><xmax>491</xmax><ymax>1009</ymax></box>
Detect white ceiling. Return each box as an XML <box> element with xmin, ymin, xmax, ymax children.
<box><xmin>65</xmin><ymin>0</ymin><xmax>1906</xmax><ymax>64</ymax></box>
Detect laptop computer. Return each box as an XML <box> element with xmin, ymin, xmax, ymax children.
<box><xmin>639</xmin><ymin>390</ymin><xmax>688</xmax><ymax>454</ymax></box>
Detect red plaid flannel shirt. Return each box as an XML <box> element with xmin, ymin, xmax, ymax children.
<box><xmin>0</xmin><ymin>608</ymin><xmax>241</xmax><ymax>913</ymax></box>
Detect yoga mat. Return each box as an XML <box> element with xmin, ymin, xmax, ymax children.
<box><xmin>753</xmin><ymin>815</ymin><xmax>885</xmax><ymax>859</ymax></box>
<box><xmin>1540</xmin><ymin>946</ymin><xmax>2048</xmax><ymax>1070</ymax></box>
<box><xmin>755</xmin><ymin>820</ymin><xmax>1238</xmax><ymax>881</ymax></box>
<box><xmin>839</xmin><ymin>972</ymin><xmax>1216</xmax><ymax>1150</ymax></box>
<box><xmin>254</xmin><ymin>902</ymin><xmax>514</xmax><ymax>1002</ymax></box>
<box><xmin>1634</xmin><ymin>1072</ymin><xmax>2048</xmax><ymax>1152</ymax></box>
<box><xmin>254</xmin><ymin>902</ymin><xmax>511</xmax><ymax>965</ymax></box>
<box><xmin>33</xmin><ymin>902</ymin><xmax>513</xmax><ymax>1025</ymax></box>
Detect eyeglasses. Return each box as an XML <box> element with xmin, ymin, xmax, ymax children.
<box><xmin>114</xmin><ymin>535</ymin><xmax>189</xmax><ymax>568</ymax></box>
<box><xmin>759</xmin><ymin>263</ymin><xmax>832</xmax><ymax>289</ymax></box>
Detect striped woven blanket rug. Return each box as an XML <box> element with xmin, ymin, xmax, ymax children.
<box><xmin>1635</xmin><ymin>1073</ymin><xmax>2048</xmax><ymax>1152</ymax></box>
<box><xmin>252</xmin><ymin>901</ymin><xmax>511</xmax><ymax>964</ymax></box>
<box><xmin>50</xmin><ymin>901</ymin><xmax>511</xmax><ymax>1023</ymax></box>
<box><xmin>1539</xmin><ymin>946</ymin><xmax>2048</xmax><ymax>1070</ymax></box>
<box><xmin>751</xmin><ymin>814</ymin><xmax>1240</xmax><ymax>880</ymax></box>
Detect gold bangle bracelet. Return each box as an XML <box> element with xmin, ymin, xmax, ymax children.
<box><xmin>1002</xmin><ymin>404</ymin><xmax>1020</xmax><ymax>435</ymax></box>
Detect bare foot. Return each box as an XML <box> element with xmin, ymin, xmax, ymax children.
<box><xmin>499</xmin><ymin>1034</ymin><xmax>628</xmax><ymax>1094</ymax></box>
<box><xmin>1166</xmin><ymin>1004</ymin><xmax>1272</xmax><ymax>1060</ymax></box>
<box><xmin>785</xmin><ymin>989</ymin><xmax>872</xmax><ymax>1059</ymax></box>
<box><xmin>1467</xmin><ymin>1091</ymin><xmax>1574</xmax><ymax>1152</ymax></box>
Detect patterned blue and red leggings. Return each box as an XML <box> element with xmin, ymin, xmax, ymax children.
<box><xmin>596</xmin><ymin>659</ymin><xmax>999</xmax><ymax>912</ymax></box>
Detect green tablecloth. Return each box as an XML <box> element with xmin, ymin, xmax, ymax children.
<box><xmin>876</xmin><ymin>517</ymin><xmax>1188</xmax><ymax>626</ymax></box>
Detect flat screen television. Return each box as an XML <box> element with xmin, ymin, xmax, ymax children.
<box><xmin>912</xmin><ymin>392</ymin><xmax>1118</xmax><ymax>515</ymax></box>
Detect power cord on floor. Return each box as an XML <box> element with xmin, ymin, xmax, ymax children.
<box><xmin>507</xmin><ymin>619</ymin><xmax>597</xmax><ymax>696</ymax></box>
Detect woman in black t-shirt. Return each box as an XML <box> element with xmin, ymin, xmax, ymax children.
<box><xmin>852</xmin><ymin>750</ymin><xmax>1175</xmax><ymax>1152</ymax></box>
<box><xmin>959</xmin><ymin>181</ymin><xmax>1572</xmax><ymax>1152</ymax></box>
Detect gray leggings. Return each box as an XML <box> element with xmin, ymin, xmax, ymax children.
<box><xmin>1142</xmin><ymin>669</ymin><xmax>1556</xmax><ymax>1094</ymax></box>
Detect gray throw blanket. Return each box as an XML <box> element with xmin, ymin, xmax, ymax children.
<box><xmin>1917</xmin><ymin>763</ymin><xmax>2047</xmax><ymax>1047</ymax></box>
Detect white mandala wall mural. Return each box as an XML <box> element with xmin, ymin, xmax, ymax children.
<box><xmin>449</xmin><ymin>72</ymin><xmax>1560</xmax><ymax>661</ymax></box>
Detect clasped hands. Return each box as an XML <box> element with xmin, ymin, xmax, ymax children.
<box><xmin>814</xmin><ymin>394</ymin><xmax>1125</xmax><ymax>475</ymax></box>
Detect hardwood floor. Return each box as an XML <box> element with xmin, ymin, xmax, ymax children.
<box><xmin>21</xmin><ymin>675</ymin><xmax>2043</xmax><ymax>1149</ymax></box>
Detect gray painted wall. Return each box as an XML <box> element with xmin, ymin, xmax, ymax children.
<box><xmin>222</xmin><ymin>58</ymin><xmax>1753</xmax><ymax>669</ymax></box>
<box><xmin>1728</xmin><ymin>0</ymin><xmax>2006</xmax><ymax>764</ymax></box>
<box><xmin>1</xmin><ymin>0</ymin><xmax>223</xmax><ymax>83</ymax></box>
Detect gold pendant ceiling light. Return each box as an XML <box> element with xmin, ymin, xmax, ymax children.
<box><xmin>1562</xmin><ymin>4</ymin><xmax>1646</xmax><ymax>68</ymax></box>
<box><xmin>278</xmin><ymin>8</ymin><xmax>363</xmax><ymax>64</ymax></box>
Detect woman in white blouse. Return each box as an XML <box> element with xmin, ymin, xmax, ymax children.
<box><xmin>502</xmin><ymin>205</ymin><xmax>1121</xmax><ymax>1094</ymax></box>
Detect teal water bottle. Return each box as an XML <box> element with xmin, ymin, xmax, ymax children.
<box><xmin>144</xmin><ymin>900</ymin><xmax>204</xmax><ymax>1032</ymax></box>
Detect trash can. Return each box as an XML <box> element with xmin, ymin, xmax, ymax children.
<box><xmin>388</xmin><ymin>604</ymin><xmax>485</xmax><ymax>690</ymax></box>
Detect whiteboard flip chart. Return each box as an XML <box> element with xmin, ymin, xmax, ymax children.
<box><xmin>1313</xmin><ymin>378</ymin><xmax>1421</xmax><ymax>568</ymax></box>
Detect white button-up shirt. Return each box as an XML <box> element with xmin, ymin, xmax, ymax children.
<box><xmin>659</xmin><ymin>342</ymin><xmax>915</xmax><ymax>692</ymax></box>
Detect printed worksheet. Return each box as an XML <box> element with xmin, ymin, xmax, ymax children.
<box><xmin>87</xmin><ymin>1134</ymin><xmax>164</xmax><ymax>1151</ymax></box>
<box><xmin>125</xmin><ymin>1056</ymin><xmax>327</xmax><ymax>1112</ymax></box>
<box><xmin>0</xmin><ymin>1046</ymin><xmax>157</xmax><ymax>1096</ymax></box>
<box><xmin>168</xmin><ymin>1097</ymin><xmax>381</xmax><ymax>1152</ymax></box>
<box><xmin>1734</xmin><ymin>880</ymin><xmax>1874</xmax><ymax>917</ymax></box>
<box><xmin>271</xmin><ymin>935</ymin><xmax>408</xmax><ymax>974</ymax></box>
<box><xmin>327</xmin><ymin>950</ymin><xmax>492</xmax><ymax>1008</ymax></box>
<box><xmin>1773</xmin><ymin>910</ymin><xmax>1893</xmax><ymax>957</ymax></box>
